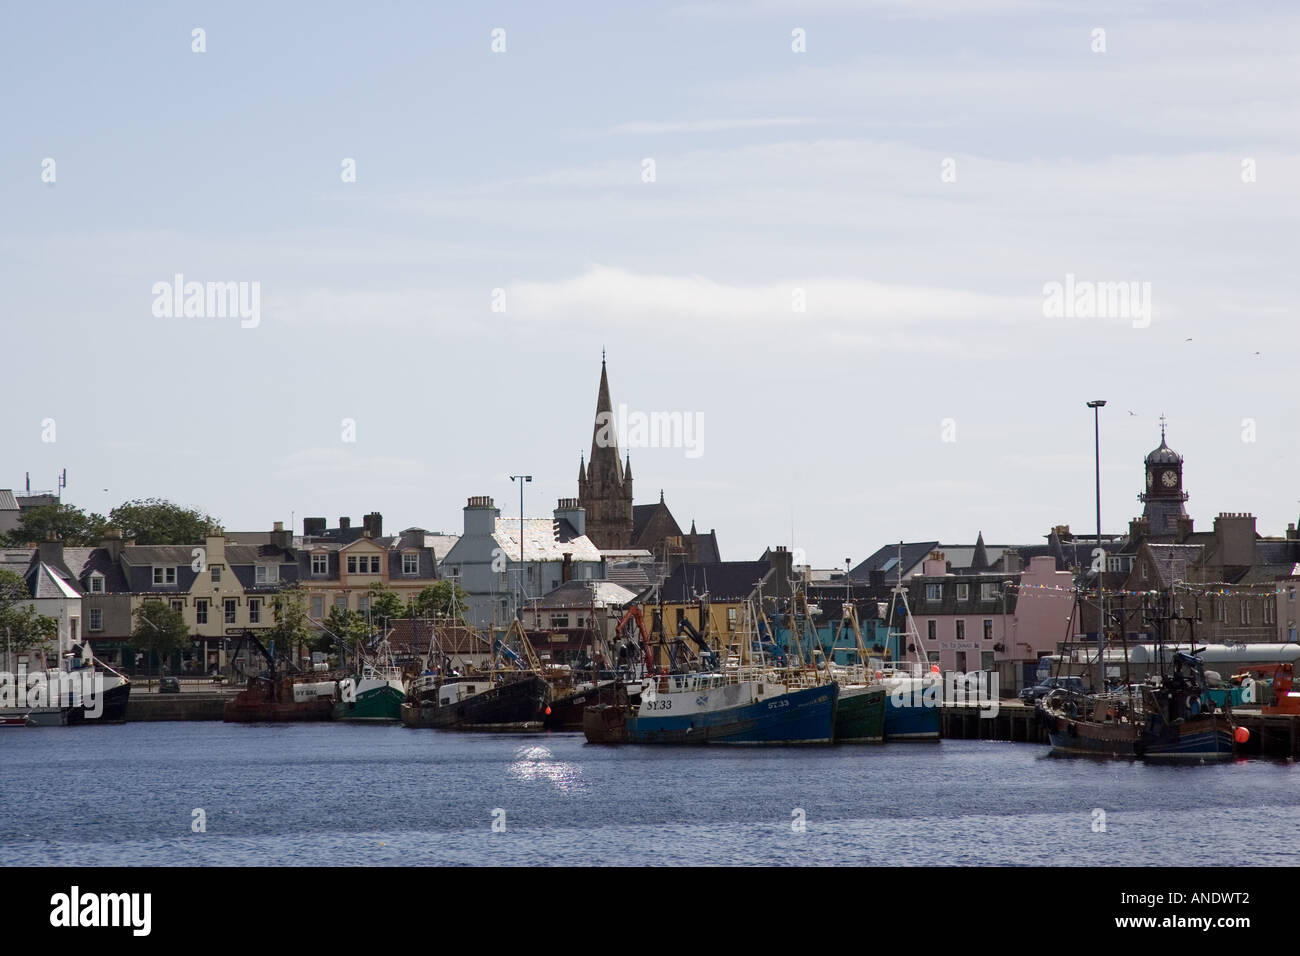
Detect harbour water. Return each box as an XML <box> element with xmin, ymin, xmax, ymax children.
<box><xmin>3</xmin><ymin>723</ymin><xmax>1299</xmax><ymax>866</ymax></box>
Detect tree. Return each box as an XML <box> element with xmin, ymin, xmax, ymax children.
<box><xmin>321</xmin><ymin>605</ymin><xmax>368</xmax><ymax>661</ymax></box>
<box><xmin>266</xmin><ymin>585</ymin><xmax>313</xmax><ymax>668</ymax></box>
<box><xmin>409</xmin><ymin>581</ymin><xmax>469</xmax><ymax>619</ymax></box>
<box><xmin>129</xmin><ymin>602</ymin><xmax>191</xmax><ymax>678</ymax></box>
<box><xmin>108</xmin><ymin>498</ymin><xmax>222</xmax><ymax>545</ymax></box>
<box><xmin>0</xmin><ymin>568</ymin><xmax>58</xmax><ymax>665</ymax></box>
<box><xmin>1</xmin><ymin>503</ymin><xmax>107</xmax><ymax>546</ymax></box>
<box><xmin>367</xmin><ymin>582</ymin><xmax>405</xmax><ymax>622</ymax></box>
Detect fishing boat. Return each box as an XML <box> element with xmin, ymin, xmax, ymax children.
<box><xmin>402</xmin><ymin>620</ymin><xmax>551</xmax><ymax>731</ymax></box>
<box><xmin>1038</xmin><ymin>651</ymin><xmax>1236</xmax><ymax>760</ymax></box>
<box><xmin>819</xmin><ymin>601</ymin><xmax>887</xmax><ymax>743</ymax></box>
<box><xmin>333</xmin><ymin>638</ymin><xmax>405</xmax><ymax>722</ymax></box>
<box><xmin>0</xmin><ymin>643</ymin><xmax>131</xmax><ymax>727</ymax></box>
<box><xmin>222</xmin><ymin>630</ymin><xmax>335</xmax><ymax>722</ymax></box>
<box><xmin>620</xmin><ymin>670</ymin><xmax>838</xmax><ymax>745</ymax></box>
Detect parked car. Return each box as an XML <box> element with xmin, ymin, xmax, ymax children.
<box><xmin>158</xmin><ymin>677</ymin><xmax>181</xmax><ymax>694</ymax></box>
<box><xmin>1019</xmin><ymin>676</ymin><xmax>1085</xmax><ymax>703</ymax></box>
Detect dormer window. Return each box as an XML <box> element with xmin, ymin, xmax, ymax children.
<box><xmin>956</xmin><ymin>583</ymin><xmax>969</xmax><ymax>602</ymax></box>
<box><xmin>153</xmin><ymin>566</ymin><xmax>177</xmax><ymax>586</ymax></box>
<box><xmin>311</xmin><ymin>553</ymin><xmax>329</xmax><ymax>576</ymax></box>
<box><xmin>88</xmin><ymin>574</ymin><xmax>105</xmax><ymax>594</ymax></box>
<box><xmin>402</xmin><ymin>553</ymin><xmax>419</xmax><ymax>576</ymax></box>
<box><xmin>255</xmin><ymin>565</ymin><xmax>278</xmax><ymax>585</ymax></box>
<box><xmin>981</xmin><ymin>582</ymin><xmax>998</xmax><ymax>601</ymax></box>
<box><xmin>925</xmin><ymin>584</ymin><xmax>941</xmax><ymax>601</ymax></box>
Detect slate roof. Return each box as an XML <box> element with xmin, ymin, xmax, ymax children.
<box><xmin>850</xmin><ymin>542</ymin><xmax>940</xmax><ymax>583</ymax></box>
<box><xmin>534</xmin><ymin>579</ymin><xmax>637</xmax><ymax>609</ymax></box>
<box><xmin>607</xmin><ymin>561</ymin><xmax>653</xmax><ymax>592</ymax></box>
<box><xmin>661</xmin><ymin>560</ymin><xmax>772</xmax><ymax>603</ymax></box>
<box><xmin>491</xmin><ymin>518</ymin><xmax>602</xmax><ymax>563</ymax></box>
<box><xmin>0</xmin><ymin>490</ymin><xmax>18</xmax><ymax>511</ymax></box>
<box><xmin>1145</xmin><ymin>543</ymin><xmax>1202</xmax><ymax>586</ymax></box>
<box><xmin>388</xmin><ymin>619</ymin><xmax>493</xmax><ymax>658</ymax></box>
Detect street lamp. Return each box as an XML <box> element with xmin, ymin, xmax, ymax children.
<box><xmin>1086</xmin><ymin>399</ymin><xmax>1106</xmax><ymax>692</ymax></box>
<box><xmin>509</xmin><ymin>475</ymin><xmax>532</xmax><ymax>563</ymax></box>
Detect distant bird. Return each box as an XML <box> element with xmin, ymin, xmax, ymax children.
<box><xmin>1128</xmin><ymin>410</ymin><xmax>1137</xmax><ymax>416</ymax></box>
<box><xmin>1185</xmin><ymin>337</ymin><xmax>1193</xmax><ymax>342</ymax></box>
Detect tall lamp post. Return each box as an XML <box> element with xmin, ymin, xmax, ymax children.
<box><xmin>1086</xmin><ymin>400</ymin><xmax>1106</xmax><ymax>693</ymax></box>
<box><xmin>509</xmin><ymin>475</ymin><xmax>532</xmax><ymax>622</ymax></box>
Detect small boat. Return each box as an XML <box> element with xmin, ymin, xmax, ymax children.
<box><xmin>1039</xmin><ymin>651</ymin><xmax>1236</xmax><ymax>760</ymax></box>
<box><xmin>222</xmin><ymin>631</ymin><xmax>335</xmax><ymax>722</ymax></box>
<box><xmin>544</xmin><ymin>679</ymin><xmax>629</xmax><ymax>731</ymax></box>
<box><xmin>0</xmin><ymin>645</ymin><xmax>131</xmax><ymax>726</ymax></box>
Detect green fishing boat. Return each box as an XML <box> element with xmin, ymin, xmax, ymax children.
<box><xmin>834</xmin><ymin>683</ymin><xmax>887</xmax><ymax>743</ymax></box>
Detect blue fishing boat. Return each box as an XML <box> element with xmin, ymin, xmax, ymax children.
<box><xmin>622</xmin><ymin>672</ymin><xmax>838</xmax><ymax>745</ymax></box>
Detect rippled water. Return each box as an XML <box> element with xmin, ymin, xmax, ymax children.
<box><xmin>2</xmin><ymin>723</ymin><xmax>1298</xmax><ymax>866</ymax></box>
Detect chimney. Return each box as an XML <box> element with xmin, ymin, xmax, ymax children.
<box><xmin>768</xmin><ymin>546</ymin><xmax>793</xmax><ymax>588</ymax></box>
<box><xmin>554</xmin><ymin>498</ymin><xmax>585</xmax><ymax>538</ymax></box>
<box><xmin>271</xmin><ymin>521</ymin><xmax>292</xmax><ymax>550</ymax></box>
<box><xmin>1289</xmin><ymin>523</ymin><xmax>1299</xmax><ymax>541</ymax></box>
<box><xmin>1213</xmin><ymin>512</ymin><xmax>1256</xmax><ymax>566</ymax></box>
<box><xmin>37</xmin><ymin>534</ymin><xmax>64</xmax><ymax>571</ymax></box>
<box><xmin>1002</xmin><ymin>548</ymin><xmax>1023</xmax><ymax>573</ymax></box>
<box><xmin>363</xmin><ymin>512</ymin><xmax>383</xmax><ymax>539</ymax></box>
<box><xmin>923</xmin><ymin>551</ymin><xmax>947</xmax><ymax>576</ymax></box>
<box><xmin>562</xmin><ymin>552</ymin><xmax>573</xmax><ymax>583</ymax></box>
<box><xmin>100</xmin><ymin>528</ymin><xmax>124</xmax><ymax>562</ymax></box>
<box><xmin>1129</xmin><ymin>516</ymin><xmax>1150</xmax><ymax>540</ymax></box>
<box><xmin>338</xmin><ymin>517</ymin><xmax>351</xmax><ymax>532</ymax></box>
<box><xmin>1176</xmin><ymin>515</ymin><xmax>1195</xmax><ymax>539</ymax></box>
<box><xmin>869</xmin><ymin>568</ymin><xmax>885</xmax><ymax>588</ymax></box>
<box><xmin>303</xmin><ymin>517</ymin><xmax>327</xmax><ymax>537</ymax></box>
<box><xmin>464</xmin><ymin>496</ymin><xmax>500</xmax><ymax>537</ymax></box>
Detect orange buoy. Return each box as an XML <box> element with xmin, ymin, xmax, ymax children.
<box><xmin>544</xmin><ymin>706</ymin><xmax>552</xmax><ymax>715</ymax></box>
<box><xmin>1234</xmin><ymin>726</ymin><xmax>1249</xmax><ymax>744</ymax></box>
<box><xmin>930</xmin><ymin>664</ymin><xmax>941</xmax><ymax>674</ymax></box>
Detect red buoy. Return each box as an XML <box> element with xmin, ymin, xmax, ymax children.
<box><xmin>544</xmin><ymin>706</ymin><xmax>551</xmax><ymax>715</ymax></box>
<box><xmin>1234</xmin><ymin>726</ymin><xmax>1249</xmax><ymax>744</ymax></box>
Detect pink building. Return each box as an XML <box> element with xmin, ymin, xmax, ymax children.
<box><xmin>908</xmin><ymin>551</ymin><xmax>1077</xmax><ymax>690</ymax></box>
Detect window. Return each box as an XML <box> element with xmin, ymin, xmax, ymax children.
<box><xmin>403</xmin><ymin>553</ymin><xmax>419</xmax><ymax>575</ymax></box>
<box><xmin>347</xmin><ymin>555</ymin><xmax>357</xmax><ymax>574</ymax></box>
<box><xmin>310</xmin><ymin>596</ymin><xmax>324</xmax><ymax>619</ymax></box>
<box><xmin>211</xmin><ymin>565</ymin><xmax>222</xmax><ymax>583</ymax></box>
<box><xmin>927</xmin><ymin>620</ymin><xmax>937</xmax><ymax>641</ymax></box>
<box><xmin>956</xmin><ymin>583</ymin><xmax>969</xmax><ymax>602</ymax></box>
<box><xmin>981</xmin><ymin>582</ymin><xmax>998</xmax><ymax>601</ymax></box>
<box><xmin>224</xmin><ymin>598</ymin><xmax>237</xmax><ymax>624</ymax></box>
<box><xmin>249</xmin><ymin>599</ymin><xmax>261</xmax><ymax>624</ymax></box>
<box><xmin>358</xmin><ymin>596</ymin><xmax>370</xmax><ymax>613</ymax></box>
<box><xmin>1264</xmin><ymin>601</ymin><xmax>1274</xmax><ymax>625</ymax></box>
<box><xmin>334</xmin><ymin>595</ymin><xmax>348</xmax><ymax>611</ymax></box>
<box><xmin>255</xmin><ymin>565</ymin><xmax>278</xmax><ymax>585</ymax></box>
<box><xmin>89</xmin><ymin>608</ymin><xmax>102</xmax><ymax>632</ymax></box>
<box><xmin>727</xmin><ymin>607</ymin><xmax>738</xmax><ymax>630</ymax></box>
<box><xmin>171</xmin><ymin>600</ymin><xmax>183</xmax><ymax>615</ymax></box>
<box><xmin>550</xmin><ymin>614</ymin><xmax>570</xmax><ymax>628</ymax></box>
<box><xmin>925</xmin><ymin>584</ymin><xmax>941</xmax><ymax>601</ymax></box>
<box><xmin>88</xmin><ymin>574</ymin><xmax>104</xmax><ymax>594</ymax></box>
<box><xmin>955</xmin><ymin>620</ymin><xmax>966</xmax><ymax>641</ymax></box>
<box><xmin>311</xmin><ymin>553</ymin><xmax>328</xmax><ymax>575</ymax></box>
<box><xmin>153</xmin><ymin>566</ymin><xmax>176</xmax><ymax>586</ymax></box>
<box><xmin>983</xmin><ymin>619</ymin><xmax>994</xmax><ymax>641</ymax></box>
<box><xmin>1216</xmin><ymin>600</ymin><xmax>1227</xmax><ymax>624</ymax></box>
<box><xmin>196</xmin><ymin>599</ymin><xmax>208</xmax><ymax>625</ymax></box>
<box><xmin>1241</xmin><ymin>602</ymin><xmax>1251</xmax><ymax>626</ymax></box>
<box><xmin>369</xmin><ymin>555</ymin><xmax>381</xmax><ymax>573</ymax></box>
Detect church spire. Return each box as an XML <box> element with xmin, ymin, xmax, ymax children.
<box><xmin>577</xmin><ymin>354</ymin><xmax>633</xmax><ymax>549</ymax></box>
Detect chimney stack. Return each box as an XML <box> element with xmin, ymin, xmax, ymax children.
<box><xmin>304</xmin><ymin>517</ymin><xmax>327</xmax><ymax>537</ymax></box>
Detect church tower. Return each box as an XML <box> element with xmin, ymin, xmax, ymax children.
<box><xmin>1138</xmin><ymin>416</ymin><xmax>1189</xmax><ymax>536</ymax></box>
<box><xmin>577</xmin><ymin>355</ymin><xmax>634</xmax><ymax>549</ymax></box>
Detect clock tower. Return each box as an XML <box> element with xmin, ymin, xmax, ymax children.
<box><xmin>1138</xmin><ymin>415</ymin><xmax>1189</xmax><ymax>536</ymax></box>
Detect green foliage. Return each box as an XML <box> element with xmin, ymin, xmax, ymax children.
<box><xmin>108</xmin><ymin>498</ymin><xmax>222</xmax><ymax>546</ymax></box>
<box><xmin>267</xmin><ymin>585</ymin><xmax>313</xmax><ymax>660</ymax></box>
<box><xmin>1</xmin><ymin>503</ymin><xmax>107</xmax><ymax>546</ymax></box>
<box><xmin>0</xmin><ymin>568</ymin><xmax>58</xmax><ymax>656</ymax></box>
<box><xmin>322</xmin><ymin>605</ymin><xmax>369</xmax><ymax>655</ymax></box>
<box><xmin>366</xmin><ymin>582</ymin><xmax>405</xmax><ymax>622</ymax></box>
<box><xmin>409</xmin><ymin>581</ymin><xmax>469</xmax><ymax>619</ymax></box>
<box><xmin>129</xmin><ymin>601</ymin><xmax>191</xmax><ymax>670</ymax></box>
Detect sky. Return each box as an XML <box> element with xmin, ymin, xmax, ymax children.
<box><xmin>3</xmin><ymin>0</ymin><xmax>1299</xmax><ymax>566</ymax></box>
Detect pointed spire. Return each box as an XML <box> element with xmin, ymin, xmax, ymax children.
<box><xmin>659</xmin><ymin>489</ymin><xmax>664</xmax><ymax>504</ymax></box>
<box><xmin>624</xmin><ymin>453</ymin><xmax>632</xmax><ymax>480</ymax></box>
<box><xmin>690</xmin><ymin>519</ymin><xmax>697</xmax><ymax>534</ymax></box>
<box><xmin>578</xmin><ymin>452</ymin><xmax>586</xmax><ymax>484</ymax></box>
<box><xmin>971</xmin><ymin>531</ymin><xmax>989</xmax><ymax>571</ymax></box>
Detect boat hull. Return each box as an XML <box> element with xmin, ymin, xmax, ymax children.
<box><xmin>1042</xmin><ymin>712</ymin><xmax>1236</xmax><ymax>760</ymax></box>
<box><xmin>881</xmin><ymin>678</ymin><xmax>941</xmax><ymax>740</ymax></box>
<box><xmin>626</xmin><ymin>682</ymin><xmax>838</xmax><ymax>745</ymax></box>
<box><xmin>834</xmin><ymin>684</ymin><xmax>886</xmax><ymax>743</ymax></box>
<box><xmin>332</xmin><ymin>684</ymin><xmax>404</xmax><ymax>722</ymax></box>
<box><xmin>544</xmin><ymin>681</ymin><xmax>626</xmax><ymax>731</ymax></box>
<box><xmin>403</xmin><ymin>675</ymin><xmax>550</xmax><ymax>730</ymax></box>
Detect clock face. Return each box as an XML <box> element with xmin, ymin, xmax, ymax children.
<box><xmin>1161</xmin><ymin>470</ymin><xmax>1178</xmax><ymax>488</ymax></box>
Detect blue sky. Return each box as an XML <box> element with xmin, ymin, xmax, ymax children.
<box><xmin>3</xmin><ymin>0</ymin><xmax>1299</xmax><ymax>562</ymax></box>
